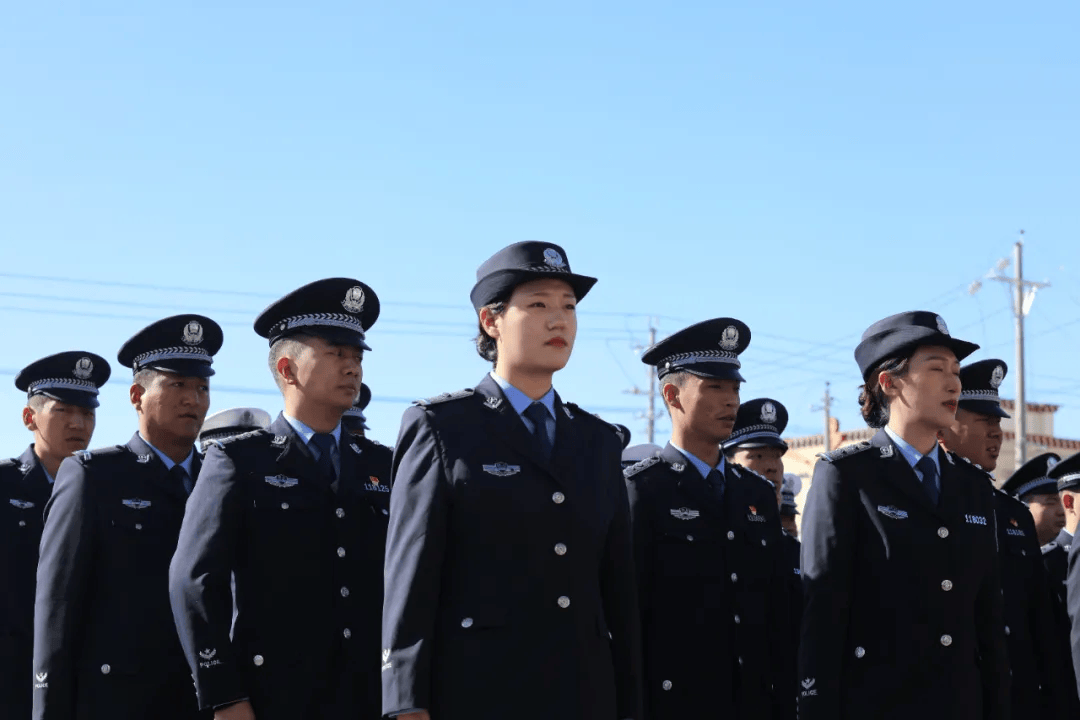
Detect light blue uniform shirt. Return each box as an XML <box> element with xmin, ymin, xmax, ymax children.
<box><xmin>883</xmin><ymin>426</ymin><xmax>941</xmax><ymax>483</ymax></box>
<box><xmin>283</xmin><ymin>414</ymin><xmax>343</xmax><ymax>478</ymax></box>
<box><xmin>138</xmin><ymin>431</ymin><xmax>196</xmax><ymax>475</ymax></box>
<box><xmin>489</xmin><ymin>371</ymin><xmax>556</xmax><ymax>445</ymax></box>
<box><xmin>670</xmin><ymin>443</ymin><xmax>726</xmax><ymax>479</ymax></box>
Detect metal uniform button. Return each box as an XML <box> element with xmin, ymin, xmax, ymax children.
<box><xmin>337</xmin><ymin>547</ymin><xmax>346</xmax><ymax>558</ymax></box>
<box><xmin>19</xmin><ymin>520</ymin><xmax>26</xmax><ymax>527</ymax></box>
<box><xmin>737</xmin><ymin>656</ymin><xmax>744</xmax><ymax>666</ymax></box>
<box><xmin>254</xmin><ymin>655</ymin><xmax>264</xmax><ymax>666</ymax></box>
<box><xmin>336</xmin><ymin>508</ymin><xmax>345</xmax><ymax>518</ymax></box>
<box><xmin>940</xmin><ymin>634</ymin><xmax>952</xmax><ymax>647</ymax></box>
<box><xmin>731</xmin><ymin>573</ymin><xmax>738</xmax><ymax>583</ymax></box>
<box><xmin>135</xmin><ymin>523</ymin><xmax>143</xmax><ymax>530</ymax></box>
<box><xmin>552</xmin><ymin>492</ymin><xmax>565</xmax><ymax>504</ymax></box>
<box><xmin>938</xmin><ymin>527</ymin><xmax>949</xmax><ymax>539</ymax></box>
<box><xmin>557</xmin><ymin>596</ymin><xmax>571</xmax><ymax>609</ymax></box>
<box><xmin>340</xmin><ymin>587</ymin><xmax>350</xmax><ymax>598</ymax></box>
<box><xmin>1005</xmin><ymin>625</ymin><xmax>1011</xmax><ymax>636</ymax></box>
<box><xmin>941</xmin><ymin>580</ymin><xmax>953</xmax><ymax>591</ymax></box>
<box><xmin>554</xmin><ymin>543</ymin><xmax>567</xmax><ymax>556</ymax></box>
<box><xmin>734</xmin><ymin>614</ymin><xmax>741</xmax><ymax>624</ymax></box>
<box><xmin>761</xmin><ymin>539</ymin><xmax>767</xmax><ymax>546</ymax></box>
<box><xmin>461</xmin><ymin>617</ymin><xmax>474</xmax><ymax>628</ymax></box>
<box><xmin>855</xmin><ymin>647</ymin><xmax>866</xmax><ymax>658</ymax></box>
<box><xmin>686</xmin><ymin>534</ymin><xmax>694</xmax><ymax>542</ymax></box>
<box><xmin>662</xmin><ymin>680</ymin><xmax>672</xmax><ymax>691</ymax></box>
<box><xmin>101</xmin><ymin>664</ymin><xmax>111</xmax><ymax>675</ymax></box>
<box><xmin>727</xmin><ymin>531</ymin><xmax>735</xmax><ymax>540</ymax></box>
<box><xmin>343</xmin><ymin>628</ymin><xmax>352</xmax><ymax>639</ymax></box>
<box><xmin>281</xmin><ymin>502</ymin><xmax>289</xmax><ymax>510</ymax></box>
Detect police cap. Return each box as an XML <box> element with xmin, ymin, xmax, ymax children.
<box><xmin>255</xmin><ymin>278</ymin><xmax>379</xmax><ymax>350</ymax></box>
<box><xmin>15</xmin><ymin>351</ymin><xmax>112</xmax><ymax>409</ymax></box>
<box><xmin>854</xmin><ymin>311</ymin><xmax>978</xmax><ymax>380</ymax></box>
<box><xmin>641</xmin><ymin>318</ymin><xmax>750</xmax><ymax>382</ymax></box>
<box><xmin>118</xmin><ymin>315</ymin><xmax>223</xmax><ymax>378</ymax></box>
<box><xmin>723</xmin><ymin>397</ymin><xmax>789</xmax><ymax>453</ymax></box>
<box><xmin>958</xmin><ymin>359</ymin><xmax>1010</xmax><ymax>419</ymax></box>
<box><xmin>1002</xmin><ymin>452</ymin><xmax>1062</xmax><ymax>501</ymax></box>
<box><xmin>470</xmin><ymin>241</ymin><xmax>597</xmax><ymax>311</ymax></box>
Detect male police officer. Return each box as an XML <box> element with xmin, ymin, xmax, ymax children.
<box><xmin>1004</xmin><ymin>454</ymin><xmax>1067</xmax><ymax>546</ymax></box>
<box><xmin>2</xmin><ymin>352</ymin><xmax>109</xmax><ymax>718</ymax></box>
<box><xmin>33</xmin><ymin>315</ymin><xmax>221</xmax><ymax>720</ymax></box>
<box><xmin>624</xmin><ymin>318</ymin><xmax>793</xmax><ymax>719</ymax></box>
<box><xmin>1045</xmin><ymin>453</ymin><xmax>1080</xmax><ymax>715</ymax></box>
<box><xmin>723</xmin><ymin>397</ymin><xmax>788</xmax><ymax>504</ymax></box>
<box><xmin>341</xmin><ymin>383</ymin><xmax>371</xmax><ymax>437</ymax></box>
<box><xmin>939</xmin><ymin>360</ymin><xmax>1067</xmax><ymax>719</ymax></box>
<box><xmin>197</xmin><ymin>408</ymin><xmax>272</xmax><ymax>453</ymax></box>
<box><xmin>169</xmin><ymin>279</ymin><xmax>391</xmax><ymax>720</ymax></box>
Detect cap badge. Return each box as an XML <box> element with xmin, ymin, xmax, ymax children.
<box><xmin>719</xmin><ymin>326</ymin><xmax>740</xmax><ymax>351</ymax></box>
<box><xmin>73</xmin><ymin>357</ymin><xmax>94</xmax><ymax>380</ymax></box>
<box><xmin>182</xmin><ymin>321</ymin><xmax>204</xmax><ymax>346</ymax></box>
<box><xmin>935</xmin><ymin>315</ymin><xmax>949</xmax><ymax>335</ymax></box>
<box><xmin>761</xmin><ymin>402</ymin><xmax>777</xmax><ymax>424</ymax></box>
<box><xmin>1047</xmin><ymin>457</ymin><xmax>1059</xmax><ymax>471</ymax></box>
<box><xmin>543</xmin><ymin>248</ymin><xmax>566</xmax><ymax>269</ymax></box>
<box><xmin>342</xmin><ymin>286</ymin><xmax>366</xmax><ymax>313</ymax></box>
<box><xmin>990</xmin><ymin>365</ymin><xmax>1004</xmax><ymax>389</ymax></box>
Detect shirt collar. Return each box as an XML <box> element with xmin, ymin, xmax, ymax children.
<box><xmin>489</xmin><ymin>371</ymin><xmax>556</xmax><ymax>420</ymax></box>
<box><xmin>283</xmin><ymin>414</ymin><xmax>342</xmax><ymax>447</ymax></box>
<box><xmin>883</xmin><ymin>426</ymin><xmax>940</xmax><ymax>475</ymax></box>
<box><xmin>137</xmin><ymin>432</ymin><xmax>196</xmax><ymax>475</ymax></box>
<box><xmin>670</xmin><ymin>443</ymin><xmax>726</xmax><ymax>480</ymax></box>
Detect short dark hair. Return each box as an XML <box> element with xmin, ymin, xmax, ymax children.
<box><xmin>660</xmin><ymin>371</ymin><xmax>692</xmax><ymax>417</ymax></box>
<box><xmin>26</xmin><ymin>394</ymin><xmax>48</xmax><ymax>412</ymax></box>
<box><xmin>858</xmin><ymin>356</ymin><xmax>911</xmax><ymax>428</ymax></box>
<box><xmin>474</xmin><ymin>301</ymin><xmax>506</xmax><ymax>365</ymax></box>
<box><xmin>268</xmin><ymin>335</ymin><xmax>312</xmax><ymax>391</ymax></box>
<box><xmin>133</xmin><ymin>368</ymin><xmax>165</xmax><ymax>389</ymax></box>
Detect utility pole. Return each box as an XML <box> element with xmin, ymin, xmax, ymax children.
<box><xmin>811</xmin><ymin>382</ymin><xmax>836</xmax><ymax>452</ymax></box>
<box><xmin>986</xmin><ymin>231</ymin><xmax>1050</xmax><ymax>470</ymax></box>
<box><xmin>625</xmin><ymin>320</ymin><xmax>659</xmax><ymax>444</ymax></box>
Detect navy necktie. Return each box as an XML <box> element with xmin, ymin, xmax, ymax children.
<box><xmin>706</xmin><ymin>468</ymin><xmax>726</xmax><ymax>503</ymax></box>
<box><xmin>171</xmin><ymin>465</ymin><xmax>193</xmax><ymax>496</ymax></box>
<box><xmin>916</xmin><ymin>456</ymin><xmax>940</xmax><ymax>505</ymax></box>
<box><xmin>311</xmin><ymin>433</ymin><xmax>338</xmax><ymax>482</ymax></box>
<box><xmin>523</xmin><ymin>402</ymin><xmax>553</xmax><ymax>461</ymax></box>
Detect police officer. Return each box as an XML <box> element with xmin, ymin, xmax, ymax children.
<box><xmin>341</xmin><ymin>383</ymin><xmax>371</xmax><ymax>437</ymax></box>
<box><xmin>1052</xmin><ymin>454</ymin><xmax>1080</xmax><ymax>698</ymax></box>
<box><xmin>779</xmin><ymin>477</ymin><xmax>800</xmax><ymax>540</ymax></box>
<box><xmin>383</xmin><ymin>242</ymin><xmax>643</xmax><ymax>720</ymax></box>
<box><xmin>33</xmin><ymin>315</ymin><xmax>221</xmax><ymax>720</ymax></box>
<box><xmin>1045</xmin><ymin>453</ymin><xmax>1080</xmax><ymax>715</ymax></box>
<box><xmin>2</xmin><ymin>352</ymin><xmax>109</xmax><ymax>718</ymax></box>
<box><xmin>940</xmin><ymin>360</ymin><xmax>1067</xmax><ymax>719</ymax></box>
<box><xmin>1004</xmin><ymin>453</ymin><xmax>1067</xmax><ymax>547</ymax></box>
<box><xmin>723</xmin><ymin>397</ymin><xmax>789</xmax><ymax>504</ymax></box>
<box><xmin>799</xmin><ymin>311</ymin><xmax>1009</xmax><ymax>720</ymax></box>
<box><xmin>197</xmin><ymin>408</ymin><xmax>272</xmax><ymax>453</ymax></box>
<box><xmin>624</xmin><ymin>319</ymin><xmax>794</xmax><ymax>719</ymax></box>
<box><xmin>169</xmin><ymin>279</ymin><xmax>390</xmax><ymax>720</ymax></box>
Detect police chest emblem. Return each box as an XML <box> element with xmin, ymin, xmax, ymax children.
<box><xmin>381</xmin><ymin>648</ymin><xmax>392</xmax><ymax>671</ymax></box>
<box><xmin>876</xmin><ymin>505</ymin><xmax>908</xmax><ymax>520</ymax></box>
<box><xmin>936</xmin><ymin>315</ymin><xmax>949</xmax><ymax>335</ymax></box>
<box><xmin>265</xmin><ymin>475</ymin><xmax>299</xmax><ymax>489</ymax></box>
<box><xmin>271</xmin><ymin>435</ymin><xmax>287</xmax><ymax>447</ymax></box>
<box><xmin>198</xmin><ymin>647</ymin><xmax>223</xmax><ymax>668</ymax></box>
<box><xmin>760</xmin><ymin>402</ymin><xmax>777</xmax><ymax>424</ymax></box>
<box><xmin>122</xmin><ymin>498</ymin><xmax>152</xmax><ymax>510</ymax></box>
<box><xmin>9</xmin><ymin>498</ymin><xmax>34</xmax><ymax>509</ymax></box>
<box><xmin>349</xmin><ymin>442</ymin><xmax>363</xmax><ymax>455</ymax></box>
<box><xmin>990</xmin><ymin>365</ymin><xmax>1004</xmax><ymax>388</ymax></box>
<box><xmin>182</xmin><ymin>320</ymin><xmax>204</xmax><ymax>345</ymax></box>
<box><xmin>35</xmin><ymin>671</ymin><xmax>47</xmax><ymax>689</ymax></box>
<box><xmin>543</xmin><ymin>248</ymin><xmax>567</xmax><ymax>270</ymax></box>
<box><xmin>483</xmin><ymin>395</ymin><xmax>502</xmax><ymax>410</ymax></box>
<box><xmin>719</xmin><ymin>326</ymin><xmax>739</xmax><ymax>350</ymax></box>
<box><xmin>670</xmin><ymin>462</ymin><xmax>686</xmax><ymax>473</ymax></box>
<box><xmin>136</xmin><ymin>454</ymin><xmax>152</xmax><ymax>464</ymax></box>
<box><xmin>670</xmin><ymin>507</ymin><xmax>700</xmax><ymax>520</ymax></box>
<box><xmin>482</xmin><ymin>462</ymin><xmax>521</xmax><ymax>477</ymax></box>
<box><xmin>73</xmin><ymin>356</ymin><xmax>94</xmax><ymax>380</ymax></box>
<box><xmin>879</xmin><ymin>445</ymin><xmax>894</xmax><ymax>458</ymax></box>
<box><xmin>342</xmin><ymin>286</ymin><xmax>365</xmax><ymax>313</ymax></box>
<box><xmin>801</xmin><ymin>677</ymin><xmax>817</xmax><ymax>697</ymax></box>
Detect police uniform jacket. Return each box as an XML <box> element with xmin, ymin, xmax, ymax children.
<box><xmin>798</xmin><ymin>429</ymin><xmax>1010</xmax><ymax>720</ymax></box>
<box><xmin>1</xmin><ymin>446</ymin><xmax>52</xmax><ymax>718</ymax></box>
<box><xmin>168</xmin><ymin>414</ymin><xmax>391</xmax><ymax>720</ymax></box>
<box><xmin>32</xmin><ymin>434</ymin><xmax>201</xmax><ymax>720</ymax></box>
<box><xmin>782</xmin><ymin>531</ymin><xmax>802</xmax><ymax>680</ymax></box>
<box><xmin>381</xmin><ymin>375</ymin><xmax>643</xmax><ymax>720</ymax></box>
<box><xmin>625</xmin><ymin>443</ymin><xmax>794</xmax><ymax>720</ymax></box>
<box><xmin>1042</xmin><ymin>529</ymin><xmax>1080</xmax><ymax>716</ymax></box>
<box><xmin>994</xmin><ymin>490</ymin><xmax>1067</xmax><ymax>719</ymax></box>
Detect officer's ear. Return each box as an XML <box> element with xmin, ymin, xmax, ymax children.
<box><xmin>276</xmin><ymin>356</ymin><xmax>298</xmax><ymax>387</ymax></box>
<box><xmin>22</xmin><ymin>405</ymin><xmax>37</xmax><ymax>432</ymax></box>
<box><xmin>479</xmin><ymin>306</ymin><xmax>501</xmax><ymax>341</ymax></box>
<box><xmin>662</xmin><ymin>381</ymin><xmax>681</xmax><ymax>411</ymax></box>
<box><xmin>1063</xmin><ymin>493</ymin><xmax>1076</xmax><ymax>511</ymax></box>
<box><xmin>130</xmin><ymin>382</ymin><xmax>146</xmax><ymax>412</ymax></box>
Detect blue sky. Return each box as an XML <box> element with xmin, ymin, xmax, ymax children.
<box><xmin>2</xmin><ymin>1</ymin><xmax>1078</xmax><ymax>459</ymax></box>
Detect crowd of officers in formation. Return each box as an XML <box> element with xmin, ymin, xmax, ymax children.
<box><xmin>3</xmin><ymin>240</ymin><xmax>1080</xmax><ymax>720</ymax></box>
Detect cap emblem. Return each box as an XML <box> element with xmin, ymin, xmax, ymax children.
<box><xmin>73</xmin><ymin>357</ymin><xmax>94</xmax><ymax>380</ymax></box>
<box><xmin>543</xmin><ymin>248</ymin><xmax>566</xmax><ymax>269</ymax></box>
<box><xmin>341</xmin><ymin>286</ymin><xmax>366</xmax><ymax>313</ymax></box>
<box><xmin>1048</xmin><ymin>457</ymin><xmax>1059</xmax><ymax>471</ymax></box>
<box><xmin>761</xmin><ymin>402</ymin><xmax>777</xmax><ymax>424</ymax></box>
<box><xmin>719</xmin><ymin>326</ymin><xmax>740</xmax><ymax>351</ymax></box>
<box><xmin>182</xmin><ymin>321</ymin><xmax>204</xmax><ymax>346</ymax></box>
<box><xmin>935</xmin><ymin>315</ymin><xmax>949</xmax><ymax>335</ymax></box>
<box><xmin>990</xmin><ymin>365</ymin><xmax>1004</xmax><ymax>389</ymax></box>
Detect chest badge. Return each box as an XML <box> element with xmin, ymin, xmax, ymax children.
<box><xmin>9</xmin><ymin>498</ymin><xmax>34</xmax><ymax>509</ymax></box>
<box><xmin>365</xmin><ymin>476</ymin><xmax>390</xmax><ymax>493</ymax></box>
<box><xmin>876</xmin><ymin>505</ymin><xmax>908</xmax><ymax>520</ymax></box>
<box><xmin>670</xmin><ymin>507</ymin><xmax>700</xmax><ymax>520</ymax></box>
<box><xmin>136</xmin><ymin>454</ymin><xmax>152</xmax><ymax>464</ymax></box>
<box><xmin>669</xmin><ymin>462</ymin><xmax>686</xmax><ymax>473</ymax></box>
<box><xmin>350</xmin><ymin>442</ymin><xmax>363</xmax><ymax>455</ymax></box>
<box><xmin>747</xmin><ymin>505</ymin><xmax>766</xmax><ymax>522</ymax></box>
<box><xmin>122</xmin><ymin>498</ymin><xmax>152</xmax><ymax>510</ymax></box>
<box><xmin>482</xmin><ymin>462</ymin><xmax>521</xmax><ymax>477</ymax></box>
<box><xmin>879</xmin><ymin>445</ymin><xmax>895</xmax><ymax>458</ymax></box>
<box><xmin>264</xmin><ymin>475</ymin><xmax>299</xmax><ymax>489</ymax></box>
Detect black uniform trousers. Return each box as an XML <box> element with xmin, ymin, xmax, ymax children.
<box><xmin>32</xmin><ymin>434</ymin><xmax>202</xmax><ymax>720</ymax></box>
<box><xmin>169</xmin><ymin>415</ymin><xmax>391</xmax><ymax>720</ymax></box>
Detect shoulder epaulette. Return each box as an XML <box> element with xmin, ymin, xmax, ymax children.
<box><xmin>563</xmin><ymin>402</ymin><xmax>617</xmax><ymax>431</ymax></box>
<box><xmin>0</xmin><ymin>458</ymin><xmax>17</xmax><ymax>469</ymax></box>
<box><xmin>75</xmin><ymin>445</ymin><xmax>125</xmax><ymax>463</ymax></box>
<box><xmin>208</xmin><ymin>429</ymin><xmax>268</xmax><ymax>450</ymax></box>
<box><xmin>950</xmin><ymin>451</ymin><xmax>994</xmax><ymax>478</ymax></box>
<box><xmin>415</xmin><ymin>388</ymin><xmax>474</xmax><ymax>406</ymax></box>
<box><xmin>623</xmin><ymin>454</ymin><xmax>662</xmax><ymax>479</ymax></box>
<box><xmin>1041</xmin><ymin>541</ymin><xmax>1060</xmax><ymax>555</ymax></box>
<box><xmin>817</xmin><ymin>441</ymin><xmax>872</xmax><ymax>463</ymax></box>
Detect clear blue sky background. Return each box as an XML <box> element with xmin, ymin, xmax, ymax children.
<box><xmin>2</xmin><ymin>1</ymin><xmax>1078</xmax><ymax>460</ymax></box>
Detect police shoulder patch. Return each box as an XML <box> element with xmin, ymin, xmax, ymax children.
<box><xmin>1041</xmin><ymin>541</ymin><xmax>1059</xmax><ymax>555</ymax></box>
<box><xmin>416</xmin><ymin>388</ymin><xmax>475</xmax><ymax>406</ymax></box>
<box><xmin>77</xmin><ymin>445</ymin><xmax>125</xmax><ymax>463</ymax></box>
<box><xmin>817</xmin><ymin>441</ymin><xmax>871</xmax><ymax>463</ymax></box>
<box><xmin>208</xmin><ymin>429</ymin><xmax>268</xmax><ymax>450</ymax></box>
<box><xmin>624</xmin><ymin>454</ymin><xmax>662</xmax><ymax>479</ymax></box>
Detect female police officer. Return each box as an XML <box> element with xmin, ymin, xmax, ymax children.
<box><xmin>798</xmin><ymin>311</ymin><xmax>1010</xmax><ymax>720</ymax></box>
<box><xmin>381</xmin><ymin>242</ymin><xmax>643</xmax><ymax>720</ymax></box>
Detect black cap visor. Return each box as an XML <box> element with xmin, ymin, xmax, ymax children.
<box><xmin>31</xmin><ymin>388</ymin><xmax>101</xmax><ymax>409</ymax></box>
<box><xmin>958</xmin><ymin>399</ymin><xmax>1011</xmax><ymax>419</ymax></box>
<box><xmin>659</xmin><ymin>363</ymin><xmax>745</xmax><ymax>383</ymax></box>
<box><xmin>143</xmin><ymin>360</ymin><xmax>216</xmax><ymax>379</ymax></box>
<box><xmin>470</xmin><ymin>269</ymin><xmax>597</xmax><ymax>311</ymax></box>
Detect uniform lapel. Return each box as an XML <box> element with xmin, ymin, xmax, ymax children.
<box><xmin>18</xmin><ymin>445</ymin><xmax>52</xmax><ymax>505</ymax></box>
<box><xmin>267</xmin><ymin>414</ymin><xmax>330</xmax><ymax>491</ymax></box>
<box><xmin>661</xmin><ymin>443</ymin><xmax>720</xmax><ymax>518</ymax></box>
<box><xmin>550</xmin><ymin>393</ymin><xmax>585</xmax><ymax>482</ymax></box>
<box><xmin>936</xmin><ymin>449</ymin><xmax>968</xmax><ymax>521</ymax></box>
<box><xmin>127</xmin><ymin>433</ymin><xmax>188</xmax><ymax>503</ymax></box>
<box><xmin>870</xmin><ymin>429</ymin><xmax>943</xmax><ymax>519</ymax></box>
<box><xmin>475</xmin><ymin>375</ymin><xmax>555</xmax><ymax>477</ymax></box>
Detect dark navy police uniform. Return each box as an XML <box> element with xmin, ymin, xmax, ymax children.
<box><xmin>33</xmin><ymin>315</ymin><xmax>220</xmax><ymax>720</ymax></box>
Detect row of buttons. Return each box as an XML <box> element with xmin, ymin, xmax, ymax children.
<box><xmin>460</xmin><ymin>595</ymin><xmax>574</xmax><ymax>628</ymax></box>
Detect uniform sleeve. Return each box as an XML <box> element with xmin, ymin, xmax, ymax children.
<box><xmin>624</xmin><ymin>473</ymin><xmax>655</xmax><ymax>715</ymax></box>
<box><xmin>599</xmin><ymin>441</ymin><xmax>643</xmax><ymax>720</ymax></box>
<box><xmin>973</xmin><ymin>485</ymin><xmax>1010</xmax><ymax>720</ymax></box>
<box><xmin>168</xmin><ymin>443</ymin><xmax>248</xmax><ymax>710</ymax></box>
<box><xmin>797</xmin><ymin>459</ymin><xmax>854</xmax><ymax>720</ymax></box>
<box><xmin>1028</xmin><ymin>529</ymin><xmax>1069</xmax><ymax>720</ymax></box>
<box><xmin>32</xmin><ymin>456</ymin><xmax>96</xmax><ymax>720</ymax></box>
<box><xmin>765</xmin><ymin>493</ymin><xmax>796</xmax><ymax>720</ymax></box>
<box><xmin>382</xmin><ymin>405</ymin><xmax>452</xmax><ymax>716</ymax></box>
